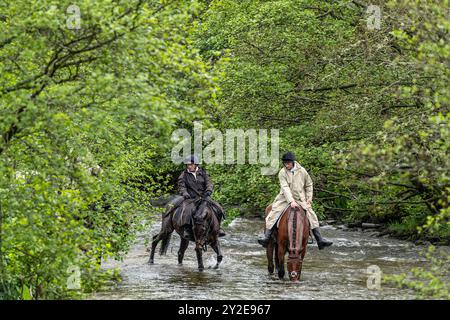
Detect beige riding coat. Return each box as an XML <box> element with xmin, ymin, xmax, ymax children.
<box><xmin>265</xmin><ymin>161</ymin><xmax>319</xmax><ymax>230</ymax></box>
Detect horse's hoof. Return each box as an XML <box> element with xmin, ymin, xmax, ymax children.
<box><xmin>198</xmin><ymin>267</ymin><xmax>204</xmax><ymax>272</ymax></box>
<box><xmin>178</xmin><ymin>263</ymin><xmax>183</xmax><ymax>266</ymax></box>
<box><xmin>148</xmin><ymin>260</ymin><xmax>154</xmax><ymax>265</ymax></box>
<box><xmin>213</xmin><ymin>265</ymin><xmax>220</xmax><ymax>270</ymax></box>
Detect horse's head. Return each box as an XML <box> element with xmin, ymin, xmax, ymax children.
<box><xmin>287</xmin><ymin>256</ymin><xmax>302</xmax><ymax>282</ymax></box>
<box><xmin>285</xmin><ymin>207</ymin><xmax>309</xmax><ymax>282</ymax></box>
<box><xmin>192</xmin><ymin>200</ymin><xmax>215</xmax><ymax>249</ymax></box>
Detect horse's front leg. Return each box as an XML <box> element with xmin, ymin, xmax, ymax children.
<box><xmin>277</xmin><ymin>241</ymin><xmax>286</xmax><ymax>280</ymax></box>
<box><xmin>267</xmin><ymin>240</ymin><xmax>275</xmax><ymax>275</ymax></box>
<box><xmin>178</xmin><ymin>238</ymin><xmax>189</xmax><ymax>265</ymax></box>
<box><xmin>195</xmin><ymin>245</ymin><xmax>204</xmax><ymax>271</ymax></box>
<box><xmin>211</xmin><ymin>240</ymin><xmax>223</xmax><ymax>269</ymax></box>
<box><xmin>298</xmin><ymin>229</ymin><xmax>309</xmax><ymax>280</ymax></box>
<box><xmin>274</xmin><ymin>244</ymin><xmax>279</xmax><ymax>273</ymax></box>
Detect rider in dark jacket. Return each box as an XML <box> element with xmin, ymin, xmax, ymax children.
<box><xmin>178</xmin><ymin>155</ymin><xmax>226</xmax><ymax>238</ymax></box>
<box><xmin>178</xmin><ymin>160</ymin><xmax>213</xmax><ymax>200</ymax></box>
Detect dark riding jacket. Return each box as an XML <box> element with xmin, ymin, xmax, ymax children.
<box><xmin>178</xmin><ymin>167</ymin><xmax>213</xmax><ymax>199</ymax></box>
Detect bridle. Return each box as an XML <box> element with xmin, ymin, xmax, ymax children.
<box><xmin>193</xmin><ymin>199</ymin><xmax>212</xmax><ymax>252</ymax></box>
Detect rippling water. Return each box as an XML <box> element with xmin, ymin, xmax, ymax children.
<box><xmin>92</xmin><ymin>217</ymin><xmax>445</xmax><ymax>300</ymax></box>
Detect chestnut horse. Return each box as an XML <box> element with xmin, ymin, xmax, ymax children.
<box><xmin>265</xmin><ymin>204</ymin><xmax>310</xmax><ymax>281</ymax></box>
<box><xmin>148</xmin><ymin>198</ymin><xmax>223</xmax><ymax>271</ymax></box>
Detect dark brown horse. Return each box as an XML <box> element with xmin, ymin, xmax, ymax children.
<box><xmin>148</xmin><ymin>198</ymin><xmax>223</xmax><ymax>271</ymax></box>
<box><xmin>265</xmin><ymin>204</ymin><xmax>310</xmax><ymax>281</ymax></box>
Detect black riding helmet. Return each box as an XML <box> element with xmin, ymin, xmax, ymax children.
<box><xmin>281</xmin><ymin>152</ymin><xmax>296</xmax><ymax>163</ymax></box>
<box><xmin>184</xmin><ymin>154</ymin><xmax>200</xmax><ymax>165</ymax></box>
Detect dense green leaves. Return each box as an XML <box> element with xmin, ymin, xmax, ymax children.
<box><xmin>196</xmin><ymin>0</ymin><xmax>449</xmax><ymax>239</ymax></box>
<box><xmin>0</xmin><ymin>0</ymin><xmax>448</xmax><ymax>300</ymax></box>
<box><xmin>196</xmin><ymin>0</ymin><xmax>449</xmax><ymax>298</ymax></box>
<box><xmin>0</xmin><ymin>0</ymin><xmax>218</xmax><ymax>299</ymax></box>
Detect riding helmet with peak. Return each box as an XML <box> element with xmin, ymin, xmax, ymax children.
<box><xmin>184</xmin><ymin>154</ymin><xmax>200</xmax><ymax>165</ymax></box>
<box><xmin>281</xmin><ymin>152</ymin><xmax>295</xmax><ymax>162</ymax></box>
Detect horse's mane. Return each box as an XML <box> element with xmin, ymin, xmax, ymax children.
<box><xmin>197</xmin><ymin>200</ymin><xmax>218</xmax><ymax>225</ymax></box>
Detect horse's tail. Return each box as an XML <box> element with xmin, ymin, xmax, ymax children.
<box><xmin>159</xmin><ymin>233</ymin><xmax>172</xmax><ymax>256</ymax></box>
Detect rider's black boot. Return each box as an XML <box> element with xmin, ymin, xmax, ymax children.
<box><xmin>312</xmin><ymin>228</ymin><xmax>333</xmax><ymax>250</ymax></box>
<box><xmin>219</xmin><ymin>228</ymin><xmax>226</xmax><ymax>237</ymax></box>
<box><xmin>257</xmin><ymin>227</ymin><xmax>274</xmax><ymax>248</ymax></box>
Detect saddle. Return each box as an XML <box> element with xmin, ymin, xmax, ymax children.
<box><xmin>164</xmin><ymin>195</ymin><xmax>185</xmax><ymax>218</ymax></box>
<box><xmin>275</xmin><ymin>206</ymin><xmax>313</xmax><ymax>245</ymax></box>
<box><xmin>168</xmin><ymin>196</ymin><xmax>225</xmax><ymax>228</ymax></box>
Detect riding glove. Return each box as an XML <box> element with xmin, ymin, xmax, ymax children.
<box><xmin>183</xmin><ymin>192</ymin><xmax>191</xmax><ymax>199</ymax></box>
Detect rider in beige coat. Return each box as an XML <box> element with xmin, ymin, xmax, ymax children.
<box><xmin>258</xmin><ymin>152</ymin><xmax>333</xmax><ymax>250</ymax></box>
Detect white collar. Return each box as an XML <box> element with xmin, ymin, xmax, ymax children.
<box><xmin>289</xmin><ymin>162</ymin><xmax>301</xmax><ymax>173</ymax></box>
<box><xmin>187</xmin><ymin>167</ymin><xmax>199</xmax><ymax>175</ymax></box>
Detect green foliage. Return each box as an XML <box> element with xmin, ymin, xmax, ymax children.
<box><xmin>195</xmin><ymin>0</ymin><xmax>402</xmax><ymax>219</ymax></box>
<box><xmin>385</xmin><ymin>246</ymin><xmax>450</xmax><ymax>300</ymax></box>
<box><xmin>196</xmin><ymin>0</ymin><xmax>449</xmax><ymax>238</ymax></box>
<box><xmin>339</xmin><ymin>0</ymin><xmax>449</xmax><ymax>238</ymax></box>
<box><xmin>0</xmin><ymin>0</ymin><xmax>218</xmax><ymax>299</ymax></box>
<box><xmin>0</xmin><ymin>0</ymin><xmax>447</xmax><ymax>300</ymax></box>
<box><xmin>209</xmin><ymin>164</ymin><xmax>278</xmax><ymax>211</ymax></box>
<box><xmin>197</xmin><ymin>0</ymin><xmax>448</xmax><ymax>299</ymax></box>
<box><xmin>222</xmin><ymin>208</ymin><xmax>241</xmax><ymax>227</ymax></box>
